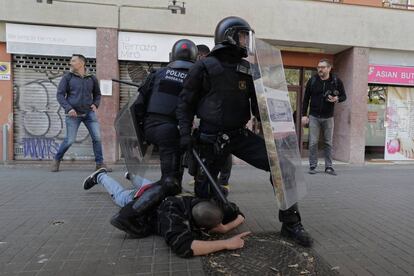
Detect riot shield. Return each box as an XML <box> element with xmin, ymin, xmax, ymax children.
<box><xmin>114</xmin><ymin>92</ymin><xmax>153</xmax><ymax>188</ymax></box>
<box><xmin>249</xmin><ymin>39</ymin><xmax>307</xmax><ymax>210</ymax></box>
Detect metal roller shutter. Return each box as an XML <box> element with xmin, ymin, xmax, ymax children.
<box><xmin>119</xmin><ymin>61</ymin><xmax>165</xmax><ymax>108</ymax></box>
<box><xmin>13</xmin><ymin>55</ymin><xmax>97</xmax><ymax>161</ymax></box>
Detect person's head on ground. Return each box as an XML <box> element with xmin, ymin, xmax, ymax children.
<box><xmin>213</xmin><ymin>16</ymin><xmax>254</xmax><ymax>58</ymax></box>
<box><xmin>196</xmin><ymin>44</ymin><xmax>210</xmax><ymax>60</ymax></box>
<box><xmin>317</xmin><ymin>58</ymin><xmax>332</xmax><ymax>80</ymax></box>
<box><xmin>192</xmin><ymin>200</ymin><xmax>223</xmax><ymax>230</ymax></box>
<box><xmin>70</xmin><ymin>54</ymin><xmax>87</xmax><ymax>74</ymax></box>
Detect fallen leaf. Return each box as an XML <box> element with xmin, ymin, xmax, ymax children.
<box><xmin>280</xmin><ymin>240</ymin><xmax>294</xmax><ymax>246</ymax></box>
<box><xmin>38</xmin><ymin>258</ymin><xmax>48</xmax><ymax>264</ymax></box>
<box><xmin>270</xmin><ymin>267</ymin><xmax>279</xmax><ymax>272</ymax></box>
<box><xmin>331</xmin><ymin>266</ymin><xmax>340</xmax><ymax>270</ymax></box>
<box><xmin>302</xmin><ymin>252</ymin><xmax>309</xmax><ymax>257</ymax></box>
<box><xmin>300</xmin><ymin>270</ymin><xmax>310</xmax><ymax>274</ymax></box>
<box><xmin>288</xmin><ymin>264</ymin><xmax>299</xmax><ymax>268</ymax></box>
<box><xmin>230</xmin><ymin>254</ymin><xmax>240</xmax><ymax>257</ymax></box>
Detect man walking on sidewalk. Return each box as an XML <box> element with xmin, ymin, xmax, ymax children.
<box><xmin>301</xmin><ymin>59</ymin><xmax>346</xmax><ymax>175</ymax></box>
<box><xmin>51</xmin><ymin>54</ymin><xmax>109</xmax><ymax>172</ymax></box>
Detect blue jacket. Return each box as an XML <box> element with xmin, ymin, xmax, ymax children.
<box><xmin>56</xmin><ymin>71</ymin><xmax>101</xmax><ymax>114</ymax></box>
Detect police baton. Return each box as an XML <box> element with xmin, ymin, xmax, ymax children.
<box><xmin>191</xmin><ymin>149</ymin><xmax>229</xmax><ymax>205</ymax></box>
<box><xmin>112</xmin><ymin>79</ymin><xmax>140</xmax><ymax>87</ymax></box>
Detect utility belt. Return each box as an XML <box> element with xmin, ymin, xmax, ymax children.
<box><xmin>197</xmin><ymin>127</ymin><xmax>248</xmax><ymax>155</ymax></box>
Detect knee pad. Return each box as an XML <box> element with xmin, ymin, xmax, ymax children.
<box><xmin>163</xmin><ymin>177</ymin><xmax>181</xmax><ymax>196</ymax></box>
<box><xmin>131</xmin><ymin>182</ymin><xmax>166</xmax><ymax>217</ymax></box>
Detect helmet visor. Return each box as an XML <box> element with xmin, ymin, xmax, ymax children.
<box><xmin>237</xmin><ymin>29</ymin><xmax>255</xmax><ymax>55</ymax></box>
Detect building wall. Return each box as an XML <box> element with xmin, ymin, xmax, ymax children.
<box><xmin>370</xmin><ymin>49</ymin><xmax>414</xmax><ymax>66</ymax></box>
<box><xmin>1</xmin><ymin>0</ymin><xmax>414</xmax><ymax>53</ymax></box>
<box><xmin>96</xmin><ymin>28</ymin><xmax>119</xmax><ymax>163</ymax></box>
<box><xmin>334</xmin><ymin>47</ymin><xmax>370</xmax><ymax>164</ymax></box>
<box><xmin>0</xmin><ymin>42</ymin><xmax>13</xmax><ymax>160</ymax></box>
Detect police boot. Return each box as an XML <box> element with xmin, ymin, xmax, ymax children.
<box><xmin>281</xmin><ymin>222</ymin><xmax>313</xmax><ymax>247</ymax></box>
<box><xmin>279</xmin><ymin>204</ymin><xmax>313</xmax><ymax>247</ymax></box>
<box><xmin>163</xmin><ymin>177</ymin><xmax>182</xmax><ymax>196</ymax></box>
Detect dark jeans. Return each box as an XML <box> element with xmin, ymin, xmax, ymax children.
<box><xmin>195</xmin><ymin>128</ymin><xmax>301</xmax><ymax>224</ymax></box>
<box><xmin>54</xmin><ymin>111</ymin><xmax>103</xmax><ymax>164</ymax></box>
<box><xmin>308</xmin><ymin>115</ymin><xmax>334</xmax><ymax>169</ymax></box>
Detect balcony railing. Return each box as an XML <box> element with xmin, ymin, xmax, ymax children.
<box><xmin>311</xmin><ymin>0</ymin><xmax>414</xmax><ymax>10</ymax></box>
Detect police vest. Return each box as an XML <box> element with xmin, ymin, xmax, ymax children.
<box><xmin>197</xmin><ymin>57</ymin><xmax>253</xmax><ymax>130</ymax></box>
<box><xmin>146</xmin><ymin>66</ymin><xmax>188</xmax><ymax>118</ymax></box>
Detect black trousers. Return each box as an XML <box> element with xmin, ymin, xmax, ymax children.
<box><xmin>144</xmin><ymin>118</ymin><xmax>182</xmax><ymax>183</ymax></box>
<box><xmin>195</xmin><ymin>128</ymin><xmax>301</xmax><ymax>224</ymax></box>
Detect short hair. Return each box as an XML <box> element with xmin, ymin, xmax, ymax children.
<box><xmin>72</xmin><ymin>54</ymin><xmax>87</xmax><ymax>64</ymax></box>
<box><xmin>318</xmin><ymin>58</ymin><xmax>332</xmax><ymax>67</ymax></box>
<box><xmin>192</xmin><ymin>200</ymin><xmax>223</xmax><ymax>229</ymax></box>
<box><xmin>196</xmin><ymin>44</ymin><xmax>210</xmax><ymax>55</ymax></box>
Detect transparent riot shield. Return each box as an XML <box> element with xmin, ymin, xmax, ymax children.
<box><xmin>114</xmin><ymin>93</ymin><xmax>153</xmax><ymax>188</ymax></box>
<box><xmin>249</xmin><ymin>39</ymin><xmax>307</xmax><ymax>210</ymax></box>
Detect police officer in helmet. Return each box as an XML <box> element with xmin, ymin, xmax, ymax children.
<box><xmin>176</xmin><ymin>17</ymin><xmax>313</xmax><ymax>247</ymax></box>
<box><xmin>111</xmin><ymin>39</ymin><xmax>198</xmax><ymax>232</ymax></box>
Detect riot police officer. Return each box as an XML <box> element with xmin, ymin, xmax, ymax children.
<box><xmin>135</xmin><ymin>39</ymin><xmax>197</xmax><ymax>195</ymax></box>
<box><xmin>110</xmin><ymin>39</ymin><xmax>198</xmax><ymax>233</ymax></box>
<box><xmin>176</xmin><ymin>17</ymin><xmax>313</xmax><ymax>247</ymax></box>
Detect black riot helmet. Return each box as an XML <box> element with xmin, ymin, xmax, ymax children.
<box><xmin>213</xmin><ymin>16</ymin><xmax>254</xmax><ymax>57</ymax></box>
<box><xmin>170</xmin><ymin>39</ymin><xmax>198</xmax><ymax>62</ymax></box>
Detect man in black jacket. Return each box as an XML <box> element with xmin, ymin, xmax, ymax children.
<box><xmin>301</xmin><ymin>59</ymin><xmax>346</xmax><ymax>175</ymax></box>
<box><xmin>176</xmin><ymin>16</ymin><xmax>312</xmax><ymax>247</ymax></box>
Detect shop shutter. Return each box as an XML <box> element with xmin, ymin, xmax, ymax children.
<box><xmin>12</xmin><ymin>55</ymin><xmax>97</xmax><ymax>160</ymax></box>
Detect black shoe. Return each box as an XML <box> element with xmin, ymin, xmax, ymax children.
<box><xmin>325</xmin><ymin>167</ymin><xmax>337</xmax><ymax>176</ymax></box>
<box><xmin>83</xmin><ymin>168</ymin><xmax>107</xmax><ymax>190</ymax></box>
<box><xmin>281</xmin><ymin>222</ymin><xmax>313</xmax><ymax>247</ymax></box>
<box><xmin>308</xmin><ymin>167</ymin><xmax>317</xmax><ymax>174</ymax></box>
<box><xmin>110</xmin><ymin>214</ymin><xmax>144</xmax><ymax>238</ymax></box>
<box><xmin>125</xmin><ymin>171</ymin><xmax>131</xmax><ymax>180</ymax></box>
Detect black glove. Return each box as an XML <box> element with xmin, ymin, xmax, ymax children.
<box><xmin>180</xmin><ymin>135</ymin><xmax>194</xmax><ymax>151</ymax></box>
<box><xmin>221</xmin><ymin>202</ymin><xmax>241</xmax><ymax>225</ymax></box>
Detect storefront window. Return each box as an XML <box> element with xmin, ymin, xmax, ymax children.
<box><xmin>304</xmin><ymin>69</ymin><xmax>316</xmax><ymax>85</ymax></box>
<box><xmin>285</xmin><ymin>68</ymin><xmax>300</xmax><ymax>86</ymax></box>
<box><xmin>366</xmin><ymin>86</ymin><xmax>387</xmax><ymax>149</ymax></box>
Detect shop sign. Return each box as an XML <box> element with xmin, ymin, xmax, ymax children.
<box><xmin>6</xmin><ymin>23</ymin><xmax>96</xmax><ymax>58</ymax></box>
<box><xmin>368</xmin><ymin>64</ymin><xmax>414</xmax><ymax>86</ymax></box>
<box><xmin>0</xmin><ymin>62</ymin><xmax>11</xmax><ymax>80</ymax></box>
<box><xmin>118</xmin><ymin>32</ymin><xmax>214</xmax><ymax>62</ymax></box>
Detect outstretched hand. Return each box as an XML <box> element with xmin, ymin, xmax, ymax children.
<box><xmin>225</xmin><ymin>231</ymin><xmax>251</xmax><ymax>250</ymax></box>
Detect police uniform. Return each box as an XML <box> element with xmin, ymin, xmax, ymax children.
<box><xmin>136</xmin><ymin>61</ymin><xmax>191</xmax><ymax>194</ymax></box>
<box><xmin>176</xmin><ymin>16</ymin><xmax>312</xmax><ymax>247</ymax></box>
<box><xmin>111</xmin><ymin>40</ymin><xmax>198</xmax><ymax>232</ymax></box>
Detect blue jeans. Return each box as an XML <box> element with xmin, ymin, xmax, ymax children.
<box><xmin>308</xmin><ymin>115</ymin><xmax>334</xmax><ymax>169</ymax></box>
<box><xmin>97</xmin><ymin>173</ymin><xmax>152</xmax><ymax>207</ymax></box>
<box><xmin>54</xmin><ymin>111</ymin><xmax>104</xmax><ymax>164</ymax></box>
